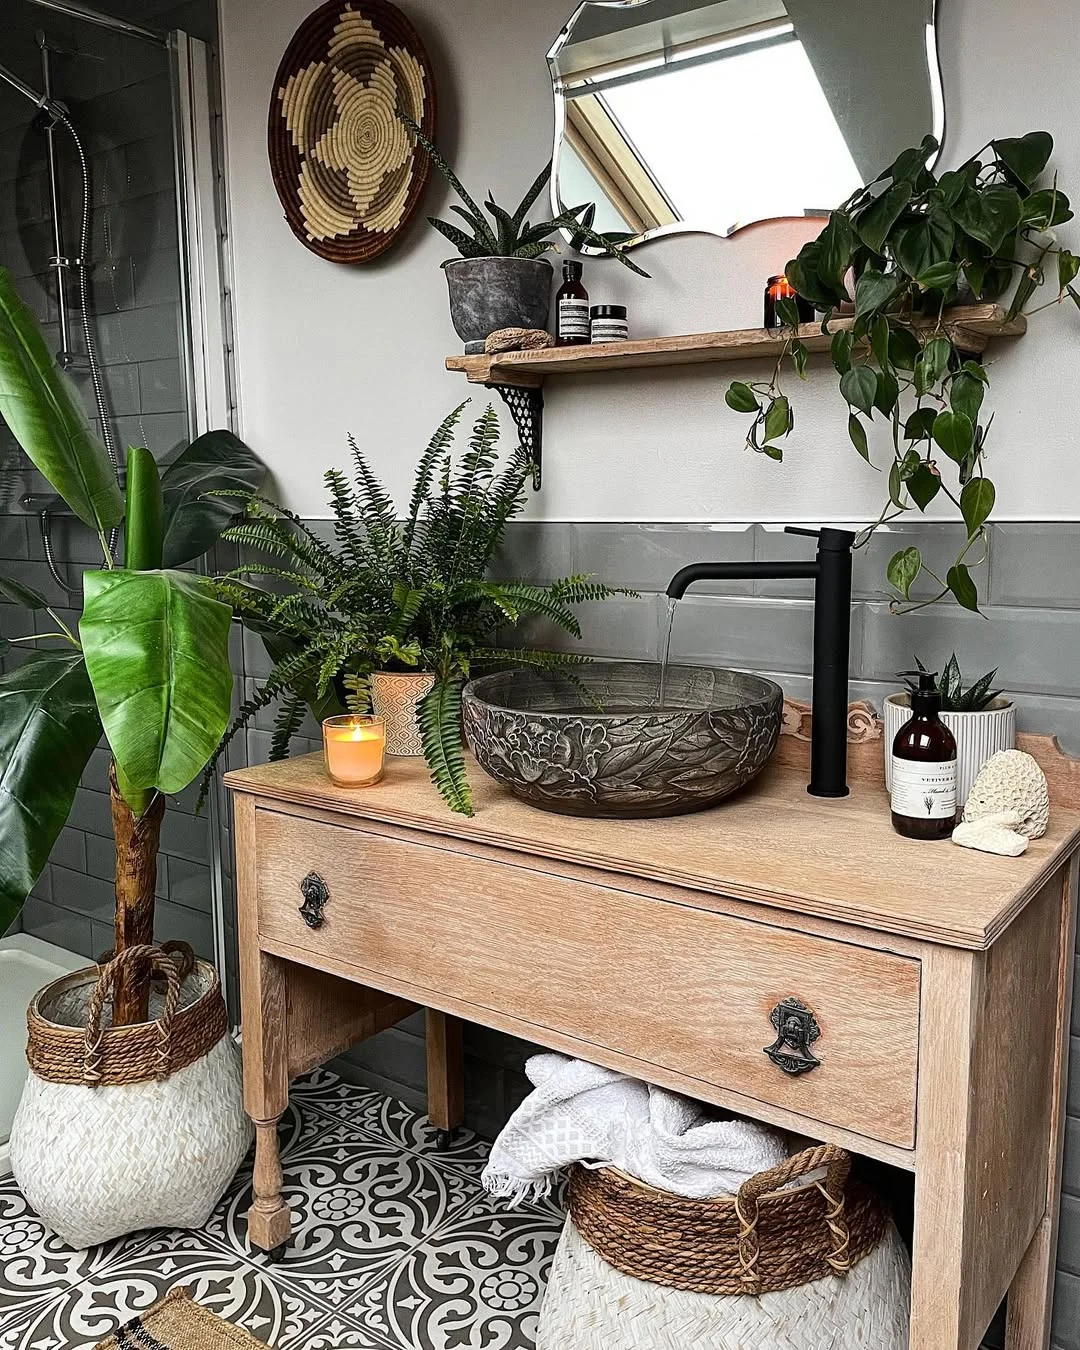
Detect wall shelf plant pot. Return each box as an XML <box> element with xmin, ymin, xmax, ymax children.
<box><xmin>444</xmin><ymin>256</ymin><xmax>553</xmax><ymax>354</ymax></box>
<box><xmin>371</xmin><ymin>670</ymin><xmax>437</xmax><ymax>757</ymax></box>
<box><xmin>883</xmin><ymin>692</ymin><xmax>1017</xmax><ymax>809</ymax></box>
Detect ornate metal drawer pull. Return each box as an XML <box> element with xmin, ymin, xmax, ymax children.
<box><xmin>298</xmin><ymin>872</ymin><xmax>330</xmax><ymax>929</ymax></box>
<box><xmin>763</xmin><ymin>997</ymin><xmax>821</xmax><ymax>1076</ymax></box>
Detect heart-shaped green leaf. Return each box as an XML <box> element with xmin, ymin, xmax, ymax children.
<box><xmin>917</xmin><ymin>261</ymin><xmax>960</xmax><ymax>292</ymax></box>
<box><xmin>1059</xmin><ymin>250</ymin><xmax>1080</xmax><ymax>291</ymax></box>
<box><xmin>848</xmin><ymin>413</ymin><xmax>870</xmax><ymax>462</ymax></box>
<box><xmin>80</xmin><ymin>569</ymin><xmax>233</xmax><ymax>796</ymax></box>
<box><xmin>831</xmin><ymin>329</ymin><xmax>854</xmax><ymax>375</ymax></box>
<box><xmin>933</xmin><ymin>411</ymin><xmax>975</xmax><ymax>463</ymax></box>
<box><xmin>887</xmin><ymin>326</ymin><xmax>921</xmax><ymax>371</ymax></box>
<box><xmin>0</xmin><ymin>268</ymin><xmax>123</xmax><ymax>534</ymax></box>
<box><xmin>854</xmin><ymin>269</ymin><xmax>901</xmax><ymax>317</ymax></box>
<box><xmin>764</xmin><ymin>397</ymin><xmax>792</xmax><ymax>443</ymax></box>
<box><xmin>904</xmin><ymin>408</ymin><xmax>939</xmax><ymax>441</ymax></box>
<box><xmin>874</xmin><ymin>370</ymin><xmax>900</xmax><ymax>417</ymax></box>
<box><xmin>947</xmin><ymin>562</ymin><xmax>981</xmax><ymax>612</ymax></box>
<box><xmin>887</xmin><ymin>547</ymin><xmax>922</xmax><ymax>599</ymax></box>
<box><xmin>854</xmin><ymin>181</ymin><xmax>913</xmax><ymax>252</ymax></box>
<box><xmin>726</xmin><ymin>382</ymin><xmax>760</xmax><ymax>413</ymax></box>
<box><xmin>908</xmin><ymin>463</ymin><xmax>941</xmax><ymax>510</ymax></box>
<box><xmin>892</xmin><ymin>207</ymin><xmax>954</xmax><ymax>279</ymax></box>
<box><xmin>0</xmin><ymin>651</ymin><xmax>102</xmax><ymax>931</ymax></box>
<box><xmin>1021</xmin><ymin>188</ymin><xmax>1073</xmax><ymax>230</ymax></box>
<box><xmin>950</xmin><ymin>371</ymin><xmax>986</xmax><ymax>422</ymax></box>
<box><xmin>840</xmin><ymin>366</ymin><xmax>879</xmax><ymax>416</ymax></box>
<box><xmin>960</xmin><ymin>477</ymin><xmax>996</xmax><ymax>537</ymax></box>
<box><xmin>993</xmin><ymin>132</ymin><xmax>1053</xmax><ymax>188</ymax></box>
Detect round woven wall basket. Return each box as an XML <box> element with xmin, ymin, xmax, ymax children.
<box><xmin>267</xmin><ymin>0</ymin><xmax>436</xmax><ymax>262</ymax></box>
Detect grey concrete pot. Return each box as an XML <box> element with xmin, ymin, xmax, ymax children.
<box><xmin>443</xmin><ymin>256</ymin><xmax>553</xmax><ymax>353</ymax></box>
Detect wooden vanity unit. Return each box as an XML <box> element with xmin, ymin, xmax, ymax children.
<box><xmin>226</xmin><ymin>722</ymin><xmax>1080</xmax><ymax>1350</ymax></box>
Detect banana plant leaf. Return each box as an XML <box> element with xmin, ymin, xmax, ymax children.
<box><xmin>0</xmin><ymin>650</ymin><xmax>103</xmax><ymax>932</ymax></box>
<box><xmin>80</xmin><ymin>569</ymin><xmax>233</xmax><ymax>796</ymax></box>
<box><xmin>159</xmin><ymin>430</ymin><xmax>268</xmax><ymax>568</ymax></box>
<box><xmin>0</xmin><ymin>267</ymin><xmax>124</xmax><ymax>534</ymax></box>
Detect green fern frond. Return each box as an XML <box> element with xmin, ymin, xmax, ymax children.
<box><xmin>271</xmin><ymin>694</ymin><xmax>306</xmax><ymax>761</ymax></box>
<box><xmin>548</xmin><ymin>575</ymin><xmax>640</xmax><ymax>605</ymax></box>
<box><xmin>418</xmin><ymin>676</ymin><xmax>472</xmax><ymax>815</ymax></box>
<box><xmin>224</xmin><ymin>566</ymin><xmax>319</xmax><ymax>592</ymax></box>
<box><xmin>343</xmin><ymin>672</ymin><xmax>373</xmax><ymax>714</ymax></box>
<box><xmin>487</xmin><ymin>582</ymin><xmax>582</xmax><ymax>637</ymax></box>
<box><xmin>404</xmin><ymin>401</ymin><xmax>468</xmax><ymax>553</ymax></box>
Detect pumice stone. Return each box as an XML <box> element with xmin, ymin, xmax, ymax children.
<box><xmin>963</xmin><ymin>750</ymin><xmax>1050</xmax><ymax>839</ymax></box>
<box><xmin>953</xmin><ymin>811</ymin><xmax>1029</xmax><ymax>857</ymax></box>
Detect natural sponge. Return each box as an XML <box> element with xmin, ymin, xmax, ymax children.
<box><xmin>963</xmin><ymin>750</ymin><xmax>1050</xmax><ymax>840</ymax></box>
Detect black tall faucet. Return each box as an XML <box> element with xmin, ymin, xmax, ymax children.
<box><xmin>666</xmin><ymin>527</ymin><xmax>856</xmax><ymax>799</ymax></box>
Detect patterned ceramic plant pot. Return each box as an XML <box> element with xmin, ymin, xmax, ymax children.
<box><xmin>444</xmin><ymin>257</ymin><xmax>553</xmax><ymax>353</ymax></box>
<box><xmin>883</xmin><ymin>692</ymin><xmax>1016</xmax><ymax>808</ymax></box>
<box><xmin>371</xmin><ymin>670</ymin><xmax>437</xmax><ymax>757</ymax></box>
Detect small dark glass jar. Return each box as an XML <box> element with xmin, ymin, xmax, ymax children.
<box><xmin>764</xmin><ymin>275</ymin><xmax>815</xmax><ymax>329</ymax></box>
<box><xmin>590</xmin><ymin>304</ymin><xmax>629</xmax><ymax>343</ymax></box>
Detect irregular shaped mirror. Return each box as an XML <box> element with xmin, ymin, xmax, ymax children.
<box><xmin>549</xmin><ymin>0</ymin><xmax>943</xmax><ymax>247</ymax></box>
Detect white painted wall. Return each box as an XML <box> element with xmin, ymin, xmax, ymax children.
<box><xmin>220</xmin><ymin>0</ymin><xmax>1079</xmax><ymax>523</ymax></box>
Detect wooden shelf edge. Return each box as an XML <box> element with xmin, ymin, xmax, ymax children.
<box><xmin>445</xmin><ymin>305</ymin><xmax>1027</xmax><ymax>386</ymax></box>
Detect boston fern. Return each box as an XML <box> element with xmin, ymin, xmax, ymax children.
<box><xmin>205</xmin><ymin>403</ymin><xmax>628</xmax><ymax>816</ymax></box>
<box><xmin>724</xmin><ymin>132</ymin><xmax>1076</xmax><ymax>613</ymax></box>
<box><xmin>398</xmin><ymin>112</ymin><xmax>648</xmax><ymax>276</ymax></box>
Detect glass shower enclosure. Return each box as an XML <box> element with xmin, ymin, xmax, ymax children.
<box><xmin>0</xmin><ymin>0</ymin><xmax>231</xmax><ymax>1168</ymax></box>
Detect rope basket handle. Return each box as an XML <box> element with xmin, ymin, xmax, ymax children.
<box><xmin>734</xmin><ymin>1143</ymin><xmax>852</xmax><ymax>1291</ymax></box>
<box><xmin>83</xmin><ymin>943</ymin><xmax>194</xmax><ymax>1086</ymax></box>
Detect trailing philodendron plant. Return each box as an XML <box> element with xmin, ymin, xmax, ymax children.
<box><xmin>912</xmin><ymin>653</ymin><xmax>1002</xmax><ymax>712</ymax></box>
<box><xmin>398</xmin><ymin>112</ymin><xmax>648</xmax><ymax>275</ymax></box>
<box><xmin>207</xmin><ymin>402</ymin><xmax>629</xmax><ymax>816</ymax></box>
<box><xmin>724</xmin><ymin>132</ymin><xmax>1077</xmax><ymax>612</ymax></box>
<box><xmin>0</xmin><ymin>265</ymin><xmax>265</xmax><ymax>1021</ymax></box>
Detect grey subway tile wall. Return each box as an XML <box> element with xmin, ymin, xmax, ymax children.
<box><xmin>0</xmin><ymin>0</ymin><xmax>218</xmax><ymax>962</ymax></box>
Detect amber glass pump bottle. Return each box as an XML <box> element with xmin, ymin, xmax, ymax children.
<box><xmin>890</xmin><ymin>671</ymin><xmax>958</xmax><ymax>839</ymax></box>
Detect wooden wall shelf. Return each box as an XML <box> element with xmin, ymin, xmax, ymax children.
<box><xmin>445</xmin><ymin>304</ymin><xmax>1026</xmax><ymax>489</ymax></box>
<box><xmin>446</xmin><ymin>304</ymin><xmax>1026</xmax><ymax>389</ymax></box>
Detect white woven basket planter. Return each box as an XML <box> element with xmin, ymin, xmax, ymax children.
<box><xmin>371</xmin><ymin>670</ymin><xmax>436</xmax><ymax>756</ymax></box>
<box><xmin>537</xmin><ymin>1217</ymin><xmax>912</xmax><ymax>1350</ymax></box>
<box><xmin>10</xmin><ymin>945</ymin><xmax>251</xmax><ymax>1251</ymax></box>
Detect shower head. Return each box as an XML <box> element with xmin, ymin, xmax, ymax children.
<box><xmin>0</xmin><ymin>63</ymin><xmax>67</xmax><ymax>121</ymax></box>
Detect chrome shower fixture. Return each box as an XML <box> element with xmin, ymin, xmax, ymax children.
<box><xmin>0</xmin><ymin>61</ymin><xmax>67</xmax><ymax>121</ymax></box>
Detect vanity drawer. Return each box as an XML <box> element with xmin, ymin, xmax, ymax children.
<box><xmin>255</xmin><ymin>809</ymin><xmax>921</xmax><ymax>1148</ymax></box>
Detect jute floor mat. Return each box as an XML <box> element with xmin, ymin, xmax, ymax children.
<box><xmin>94</xmin><ymin>1288</ymin><xmax>268</xmax><ymax>1350</ymax></box>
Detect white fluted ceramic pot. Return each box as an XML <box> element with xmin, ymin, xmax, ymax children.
<box><xmin>370</xmin><ymin>670</ymin><xmax>436</xmax><ymax>756</ymax></box>
<box><xmin>883</xmin><ymin>693</ymin><xmax>1016</xmax><ymax>809</ymax></box>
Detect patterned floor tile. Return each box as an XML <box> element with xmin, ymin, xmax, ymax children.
<box><xmin>0</xmin><ymin>1177</ymin><xmax>146</xmax><ymax>1325</ymax></box>
<box><xmin>0</xmin><ymin>1232</ymin><xmax>328</xmax><ymax>1350</ymax></box>
<box><xmin>277</xmin><ymin>1309</ymin><xmax>395</xmax><ymax>1350</ymax></box>
<box><xmin>300</xmin><ymin>1072</ymin><xmax>493</xmax><ymax>1181</ymax></box>
<box><xmin>207</xmin><ymin>1119</ymin><xmax>480</xmax><ymax>1308</ymax></box>
<box><xmin>343</xmin><ymin>1194</ymin><xmax>563</xmax><ymax>1350</ymax></box>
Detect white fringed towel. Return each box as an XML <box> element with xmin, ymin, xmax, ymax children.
<box><xmin>482</xmin><ymin>1053</ymin><xmax>788</xmax><ymax>1205</ymax></box>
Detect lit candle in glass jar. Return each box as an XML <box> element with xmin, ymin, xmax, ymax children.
<box><xmin>322</xmin><ymin>715</ymin><xmax>386</xmax><ymax>787</ymax></box>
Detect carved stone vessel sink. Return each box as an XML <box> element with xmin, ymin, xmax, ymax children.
<box><xmin>461</xmin><ymin>662</ymin><xmax>784</xmax><ymax>818</ymax></box>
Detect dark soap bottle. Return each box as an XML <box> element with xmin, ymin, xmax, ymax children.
<box><xmin>890</xmin><ymin>671</ymin><xmax>958</xmax><ymax>840</ymax></box>
<box><xmin>556</xmin><ymin>261</ymin><xmax>590</xmax><ymax>346</ymax></box>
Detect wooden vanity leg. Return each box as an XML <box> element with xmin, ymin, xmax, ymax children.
<box><xmin>1005</xmin><ymin>858</ymin><xmax>1078</xmax><ymax>1350</ymax></box>
<box><xmin>235</xmin><ymin>794</ymin><xmax>294</xmax><ymax>1253</ymax></box>
<box><xmin>911</xmin><ymin>945</ymin><xmax>979</xmax><ymax>1350</ymax></box>
<box><xmin>426</xmin><ymin>1008</ymin><xmax>464</xmax><ymax>1147</ymax></box>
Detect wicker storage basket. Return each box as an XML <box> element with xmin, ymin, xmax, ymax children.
<box><xmin>536</xmin><ymin>1145</ymin><xmax>911</xmax><ymax>1349</ymax></box>
<box><xmin>11</xmin><ymin>944</ymin><xmax>251</xmax><ymax>1250</ymax></box>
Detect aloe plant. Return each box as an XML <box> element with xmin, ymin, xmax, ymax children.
<box><xmin>398</xmin><ymin>113</ymin><xmax>648</xmax><ymax>276</ymax></box>
<box><xmin>0</xmin><ymin>265</ymin><xmax>266</xmax><ymax>1020</ymax></box>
